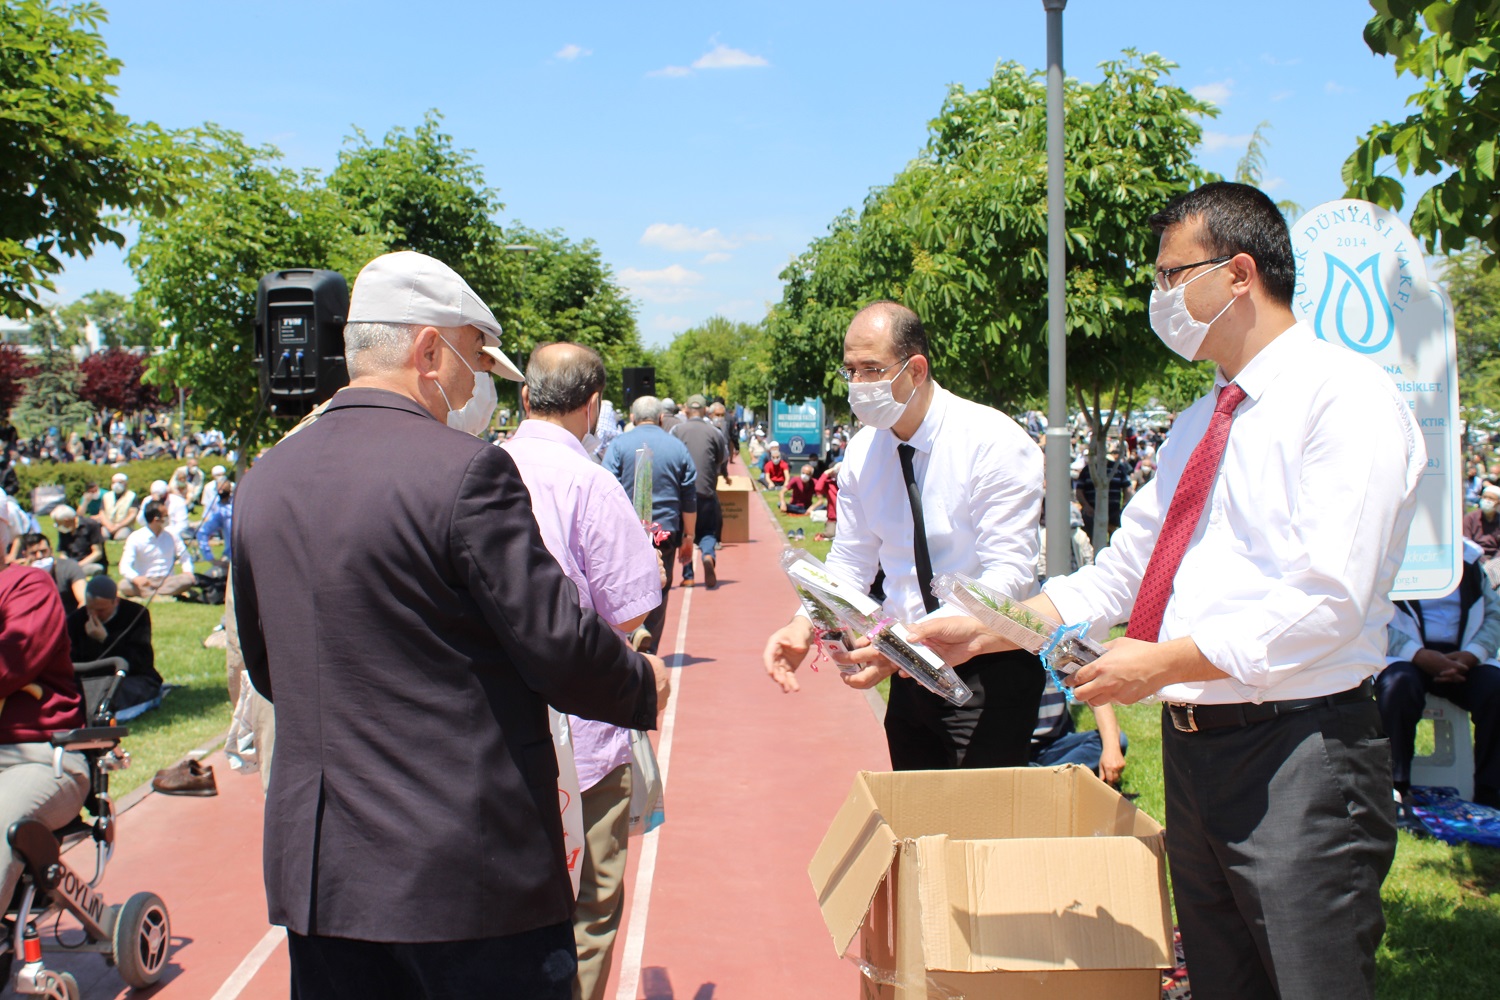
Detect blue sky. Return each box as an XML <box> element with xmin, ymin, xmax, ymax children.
<box><xmin>53</xmin><ymin>0</ymin><xmax>1433</xmax><ymax>347</ymax></box>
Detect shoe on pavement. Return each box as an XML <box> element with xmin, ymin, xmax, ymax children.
<box><xmin>703</xmin><ymin>555</ymin><xmax>717</xmax><ymax>589</ymax></box>
<box><xmin>152</xmin><ymin>758</ymin><xmax>218</xmax><ymax>797</ymax></box>
<box><xmin>629</xmin><ymin>626</ymin><xmax>653</xmax><ymax>652</ymax></box>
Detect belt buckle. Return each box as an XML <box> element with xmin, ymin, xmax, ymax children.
<box><xmin>1169</xmin><ymin>703</ymin><xmax>1199</xmax><ymax>733</ymax></box>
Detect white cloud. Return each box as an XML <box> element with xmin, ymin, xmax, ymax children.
<box><xmin>1190</xmin><ymin>79</ymin><xmax>1234</xmax><ymax>105</ymax></box>
<box><xmin>1271</xmin><ymin>89</ymin><xmax>1295</xmax><ymax>102</ymax></box>
<box><xmin>649</xmin><ymin>41</ymin><xmax>769</xmax><ymax>78</ymax></box>
<box><xmin>555</xmin><ymin>43</ymin><xmax>591</xmax><ymax>61</ymax></box>
<box><xmin>1200</xmin><ymin>131</ymin><xmax>1255</xmax><ymax>154</ymax></box>
<box><xmin>692</xmin><ymin>44</ymin><xmax>769</xmax><ymax>70</ymax></box>
<box><xmin>1325</xmin><ymin>81</ymin><xmax>1355</xmax><ymax>95</ymax></box>
<box><xmin>619</xmin><ymin>264</ymin><xmax>704</xmax><ymax>303</ymax></box>
<box><xmin>702</xmin><ymin>252</ymin><xmax>733</xmax><ymax>264</ymax></box>
<box><xmin>1262</xmin><ymin>177</ymin><xmax>1287</xmax><ymax>192</ymax></box>
<box><xmin>641</xmin><ymin>223</ymin><xmax>737</xmax><ymax>253</ymax></box>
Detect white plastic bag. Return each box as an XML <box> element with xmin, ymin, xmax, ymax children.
<box><xmin>628</xmin><ymin>728</ymin><xmax>665</xmax><ymax>832</ymax></box>
<box><xmin>224</xmin><ymin>673</ymin><xmax>260</xmax><ymax>775</ymax></box>
<box><xmin>549</xmin><ymin>708</ymin><xmax>586</xmax><ymax>897</ymax></box>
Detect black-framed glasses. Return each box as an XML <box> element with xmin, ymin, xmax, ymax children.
<box><xmin>1152</xmin><ymin>255</ymin><xmax>1233</xmax><ymax>292</ymax></box>
<box><xmin>835</xmin><ymin>356</ymin><xmax>910</xmax><ymax>384</ymax></box>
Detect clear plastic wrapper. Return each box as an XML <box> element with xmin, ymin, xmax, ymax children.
<box><xmin>930</xmin><ymin>571</ymin><xmax>1106</xmax><ymax>702</ymax></box>
<box><xmin>782</xmin><ymin>550</ymin><xmax>973</xmax><ymax>706</ymax></box>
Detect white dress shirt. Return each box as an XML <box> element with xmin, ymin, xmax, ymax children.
<box><xmin>137</xmin><ymin>492</ymin><xmax>189</xmax><ymax>538</ymax></box>
<box><xmin>822</xmin><ymin>383</ymin><xmax>1043</xmax><ymax>624</ymax></box>
<box><xmin>120</xmin><ymin>525</ymin><xmax>194</xmax><ymax>580</ymax></box>
<box><xmin>1044</xmin><ymin>322</ymin><xmax>1425</xmax><ymax>704</ymax></box>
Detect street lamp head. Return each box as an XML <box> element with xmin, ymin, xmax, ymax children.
<box><xmin>1042</xmin><ymin>0</ymin><xmax>1067</xmax><ymax>10</ymax></box>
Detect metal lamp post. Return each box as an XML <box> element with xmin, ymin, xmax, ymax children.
<box><xmin>1042</xmin><ymin>0</ymin><xmax>1070</xmax><ymax>579</ymax></box>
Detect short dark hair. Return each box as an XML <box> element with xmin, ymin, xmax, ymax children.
<box><xmin>19</xmin><ymin>532</ymin><xmax>46</xmax><ymax>552</ymax></box>
<box><xmin>853</xmin><ymin>300</ymin><xmax>929</xmax><ymax>361</ymax></box>
<box><xmin>525</xmin><ymin>342</ymin><xmax>607</xmax><ymax>416</ymax></box>
<box><xmin>142</xmin><ymin>500</ymin><xmax>165</xmax><ymax>523</ymax></box>
<box><xmin>1149</xmin><ymin>182</ymin><xmax>1295</xmax><ymax>307</ymax></box>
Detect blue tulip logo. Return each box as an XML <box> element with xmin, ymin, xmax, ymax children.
<box><xmin>1315</xmin><ymin>252</ymin><xmax>1395</xmax><ymax>355</ymax></box>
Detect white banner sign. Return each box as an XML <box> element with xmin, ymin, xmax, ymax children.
<box><xmin>1291</xmin><ymin>199</ymin><xmax>1460</xmax><ymax>600</ymax></box>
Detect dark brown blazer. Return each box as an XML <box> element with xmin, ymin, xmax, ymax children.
<box><xmin>231</xmin><ymin>388</ymin><xmax>656</xmax><ymax>943</ymax></box>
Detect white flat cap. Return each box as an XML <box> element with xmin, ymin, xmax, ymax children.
<box><xmin>347</xmin><ymin>250</ymin><xmax>524</xmax><ymax>382</ymax></box>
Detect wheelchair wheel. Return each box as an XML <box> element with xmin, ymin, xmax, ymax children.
<box><xmin>112</xmin><ymin>891</ymin><xmax>170</xmax><ymax>988</ymax></box>
<box><xmin>48</xmin><ymin>971</ymin><xmax>80</xmax><ymax>1000</ymax></box>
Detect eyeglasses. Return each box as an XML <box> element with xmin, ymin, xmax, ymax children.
<box><xmin>1151</xmin><ymin>255</ymin><xmax>1233</xmax><ymax>292</ymax></box>
<box><xmin>835</xmin><ymin>357</ymin><xmax>910</xmax><ymax>384</ymax></box>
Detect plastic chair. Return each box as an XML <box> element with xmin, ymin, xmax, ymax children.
<box><xmin>1411</xmin><ymin>694</ymin><xmax>1475</xmax><ymax>800</ymax></box>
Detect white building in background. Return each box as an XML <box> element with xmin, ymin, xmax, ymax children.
<box><xmin>0</xmin><ymin>314</ymin><xmax>104</xmax><ymax>358</ymax></box>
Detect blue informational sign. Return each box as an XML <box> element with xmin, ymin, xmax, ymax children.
<box><xmin>771</xmin><ymin>398</ymin><xmax>824</xmax><ymax>460</ymax></box>
<box><xmin>1291</xmin><ymin>199</ymin><xmax>1461</xmax><ymax>600</ymax></box>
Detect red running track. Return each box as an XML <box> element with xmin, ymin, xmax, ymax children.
<box><xmin>24</xmin><ymin>488</ymin><xmax>889</xmax><ymax>999</ymax></box>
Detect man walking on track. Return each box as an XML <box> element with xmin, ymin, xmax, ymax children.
<box><xmin>910</xmin><ymin>182</ymin><xmax>1424</xmax><ymax>999</ymax></box>
<box><xmin>232</xmin><ymin>250</ymin><xmax>669</xmax><ymax>1000</ymax></box>
<box><xmin>762</xmin><ymin>300</ymin><xmax>1046</xmax><ymax>771</ymax></box>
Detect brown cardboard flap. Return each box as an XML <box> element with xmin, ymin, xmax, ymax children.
<box><xmin>919</xmin><ymin>836</ymin><xmax>1173</xmax><ymax>973</ymax></box>
<box><xmin>863</xmin><ymin>769</ymin><xmax>1076</xmax><ymax>840</ymax></box>
<box><xmin>810</xmin><ymin>774</ymin><xmax>900</xmax><ymax>956</ymax></box>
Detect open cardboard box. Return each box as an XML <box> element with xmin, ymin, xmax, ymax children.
<box><xmin>809</xmin><ymin>766</ymin><xmax>1172</xmax><ymax>999</ymax></box>
<box><xmin>716</xmin><ymin>475</ymin><xmax>754</xmax><ymax>543</ymax></box>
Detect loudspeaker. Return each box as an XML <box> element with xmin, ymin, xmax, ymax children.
<box><xmin>622</xmin><ymin>367</ymin><xmax>656</xmax><ymax>408</ymax></box>
<box><xmin>254</xmin><ymin>269</ymin><xmax>350</xmax><ymax>418</ymax></box>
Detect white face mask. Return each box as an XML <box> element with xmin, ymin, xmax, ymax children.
<box><xmin>1483</xmin><ymin>499</ymin><xmax>1497</xmax><ymax>515</ymax></box>
<box><xmin>1148</xmin><ymin>259</ymin><xmax>1236</xmax><ymax>362</ymax></box>
<box><xmin>581</xmin><ymin>400</ymin><xmax>602</xmax><ymax>454</ymax></box>
<box><xmin>32</xmin><ymin>557</ymin><xmax>53</xmax><ymax>572</ymax></box>
<box><xmin>435</xmin><ymin>334</ymin><xmax>498</xmax><ymax>437</ymax></box>
<box><xmin>847</xmin><ymin>357</ymin><xmax>915</xmax><ymax>429</ymax></box>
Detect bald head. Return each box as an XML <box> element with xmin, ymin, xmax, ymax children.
<box><xmin>524</xmin><ymin>341</ymin><xmax>606</xmax><ymax>416</ymax></box>
<box><xmin>848</xmin><ymin>300</ymin><xmax>928</xmax><ymax>361</ymax></box>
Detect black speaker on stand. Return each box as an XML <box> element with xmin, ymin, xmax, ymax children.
<box><xmin>622</xmin><ymin>367</ymin><xmax>656</xmax><ymax>410</ymax></box>
<box><xmin>254</xmin><ymin>269</ymin><xmax>349</xmax><ymax>419</ymax></box>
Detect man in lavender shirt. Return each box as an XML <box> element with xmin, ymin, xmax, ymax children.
<box><xmin>503</xmin><ymin>342</ymin><xmax>663</xmax><ymax>1000</ymax></box>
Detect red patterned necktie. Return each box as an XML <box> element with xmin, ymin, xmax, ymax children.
<box><xmin>1126</xmin><ymin>383</ymin><xmax>1248</xmax><ymax>643</ymax></box>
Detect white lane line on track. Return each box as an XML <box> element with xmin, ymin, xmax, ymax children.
<box><xmin>613</xmin><ymin>582</ymin><xmax>692</xmax><ymax>1000</ymax></box>
<box><xmin>209</xmin><ymin>924</ymin><xmax>287</xmax><ymax>1000</ymax></box>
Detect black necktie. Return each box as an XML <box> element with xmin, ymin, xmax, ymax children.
<box><xmin>897</xmin><ymin>443</ymin><xmax>939</xmax><ymax>614</ymax></box>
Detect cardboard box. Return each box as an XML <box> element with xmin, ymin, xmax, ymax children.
<box><xmin>809</xmin><ymin>766</ymin><xmax>1172</xmax><ymax>999</ymax></box>
<box><xmin>716</xmin><ymin>475</ymin><xmax>754</xmax><ymax>543</ymax></box>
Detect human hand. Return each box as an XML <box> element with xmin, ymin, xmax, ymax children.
<box><xmin>1098</xmin><ymin>743</ymin><xmax>1126</xmax><ymax>786</ymax></box>
<box><xmin>904</xmin><ymin>616</ymin><xmax>1014</xmax><ymax>667</ymax></box>
<box><xmin>656</xmin><ymin>549</ymin><xmax>667</xmax><ymax>588</ymax></box>
<box><xmin>133</xmin><ymin>576</ymin><xmax>153</xmax><ymax>592</ymax></box>
<box><xmin>85</xmin><ymin>612</ymin><xmax>107</xmax><ymax>642</ymax></box>
<box><xmin>824</xmin><ymin>634</ymin><xmax>903</xmax><ymax>688</ymax></box>
<box><xmin>1068</xmin><ymin>636</ymin><xmax>1174</xmax><ymax>706</ymax></box>
<box><xmin>645</xmin><ymin>653</ymin><xmax>672</xmax><ymax>714</ymax></box>
<box><xmin>763</xmin><ymin>618</ymin><xmax>814</xmax><ymax>693</ymax></box>
<box><xmin>677</xmin><ymin>541</ymin><xmax>693</xmax><ymax>566</ymax></box>
<box><xmin>1414</xmin><ymin>648</ymin><xmax>1463</xmax><ymax>681</ymax></box>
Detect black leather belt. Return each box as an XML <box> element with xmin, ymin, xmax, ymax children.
<box><xmin>1165</xmin><ymin>679</ymin><xmax>1374</xmax><ymax>733</ymax></box>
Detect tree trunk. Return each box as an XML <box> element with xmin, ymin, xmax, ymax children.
<box><xmin>1077</xmin><ymin>379</ymin><xmax>1132</xmax><ymax>553</ymax></box>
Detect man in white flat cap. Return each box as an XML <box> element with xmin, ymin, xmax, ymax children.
<box><xmin>232</xmin><ymin>250</ymin><xmax>670</xmax><ymax>1000</ymax></box>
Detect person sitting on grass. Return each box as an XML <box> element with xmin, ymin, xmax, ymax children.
<box><xmin>17</xmin><ymin>533</ymin><xmax>87</xmax><ymax>615</ymax></box>
<box><xmin>811</xmin><ymin>463</ymin><xmax>839</xmax><ymax>540</ymax></box>
<box><xmin>98</xmin><ymin>473</ymin><xmax>138</xmax><ymax>541</ymax></box>
<box><xmin>49</xmin><ymin>505</ymin><xmax>107</xmax><ymax>577</ymax></box>
<box><xmin>760</xmin><ymin>443</ymin><xmax>789</xmax><ymax>492</ymax></box>
<box><xmin>779</xmin><ymin>462</ymin><xmax>817</xmax><ymax>515</ymax></box>
<box><xmin>1029</xmin><ymin>673</ymin><xmax>1127</xmax><ymax>786</ymax></box>
<box><xmin>66</xmin><ymin>575</ymin><xmax>164</xmax><ymax>719</ymax></box>
<box><xmin>118</xmin><ymin>501</ymin><xmax>196</xmax><ymax>599</ymax></box>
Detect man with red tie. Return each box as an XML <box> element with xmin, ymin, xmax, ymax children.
<box><xmin>906</xmin><ymin>182</ymin><xmax>1424</xmax><ymax>999</ymax></box>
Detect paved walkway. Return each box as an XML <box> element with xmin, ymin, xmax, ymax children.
<box><xmin>21</xmin><ymin>485</ymin><xmax>890</xmax><ymax>999</ymax></box>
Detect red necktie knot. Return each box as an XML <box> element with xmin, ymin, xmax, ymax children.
<box><xmin>1215</xmin><ymin>383</ymin><xmax>1247</xmax><ymax>415</ymax></box>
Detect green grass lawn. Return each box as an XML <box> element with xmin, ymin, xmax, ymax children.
<box><xmin>757</xmin><ymin>481</ymin><xmax>1500</xmax><ymax>998</ymax></box>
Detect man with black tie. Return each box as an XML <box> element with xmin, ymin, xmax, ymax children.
<box><xmin>908</xmin><ymin>183</ymin><xmax>1425</xmax><ymax>998</ymax></box>
<box><xmin>762</xmin><ymin>301</ymin><xmax>1045</xmax><ymax>769</ymax></box>
<box><xmin>232</xmin><ymin>250</ymin><xmax>670</xmax><ymax>1000</ymax></box>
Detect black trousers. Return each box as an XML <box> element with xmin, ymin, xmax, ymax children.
<box><xmin>883</xmin><ymin>649</ymin><xmax>1044</xmax><ymax>770</ymax></box>
<box><xmin>1374</xmin><ymin>659</ymin><xmax>1500</xmax><ymax>793</ymax></box>
<box><xmin>640</xmin><ymin>531</ymin><xmax>681</xmax><ymax>656</ymax></box>
<box><xmin>287</xmin><ymin>921</ymin><xmax>575</xmax><ymax>1000</ymax></box>
<box><xmin>1163</xmin><ymin>697</ymin><xmax>1396</xmax><ymax>1000</ymax></box>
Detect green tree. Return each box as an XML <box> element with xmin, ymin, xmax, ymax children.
<box><xmin>10</xmin><ymin>311</ymin><xmax>92</xmax><ymax>437</ymax></box>
<box><xmin>1235</xmin><ymin>122</ymin><xmax>1303</xmax><ymax>220</ymax></box>
<box><xmin>0</xmin><ymin>0</ymin><xmax>188</xmax><ymax>315</ymax></box>
<box><xmin>328</xmin><ymin>111</ymin><xmax>516</xmax><ymax>321</ymax></box>
<box><xmin>129</xmin><ymin>127</ymin><xmax>383</xmax><ymax>465</ymax></box>
<box><xmin>59</xmin><ymin>289</ymin><xmax>159</xmax><ymax>349</ymax></box>
<box><xmin>1344</xmin><ymin>0</ymin><xmax>1500</xmax><ymax>259</ymax></box>
<box><xmin>655</xmin><ymin>316</ymin><xmax>767</xmax><ymax>404</ymax></box>
<box><xmin>767</xmin><ymin>51</ymin><xmax>1212</xmax><ymax>547</ymax></box>
<box><xmin>1442</xmin><ymin>246</ymin><xmax>1500</xmax><ymax>434</ymax></box>
<box><xmin>497</xmin><ymin>226</ymin><xmax>644</xmax><ymax>406</ymax></box>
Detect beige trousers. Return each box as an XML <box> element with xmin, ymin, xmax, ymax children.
<box><xmin>573</xmin><ymin>763</ymin><xmax>632</xmax><ymax>1000</ymax></box>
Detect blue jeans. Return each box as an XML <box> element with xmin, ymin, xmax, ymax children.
<box><xmin>1029</xmin><ymin>728</ymin><xmax>1129</xmax><ymax>771</ymax></box>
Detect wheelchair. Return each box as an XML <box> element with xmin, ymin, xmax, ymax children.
<box><xmin>0</xmin><ymin>658</ymin><xmax>172</xmax><ymax>998</ymax></box>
